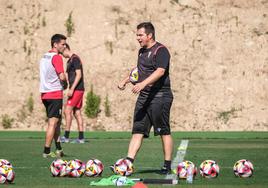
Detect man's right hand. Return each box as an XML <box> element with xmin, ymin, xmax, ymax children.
<box><xmin>61</xmin><ymin>80</ymin><xmax>68</xmax><ymax>90</ymax></box>
<box><xmin>118</xmin><ymin>82</ymin><xmax>126</xmax><ymax>90</ymax></box>
<box><xmin>59</xmin><ymin>72</ymin><xmax>67</xmax><ymax>89</ymax></box>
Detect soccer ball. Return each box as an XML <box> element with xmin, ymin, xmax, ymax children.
<box><xmin>176</xmin><ymin>160</ymin><xmax>197</xmax><ymax>179</ymax></box>
<box><xmin>66</xmin><ymin>159</ymin><xmax>85</xmax><ymax>177</ymax></box>
<box><xmin>199</xmin><ymin>160</ymin><xmax>219</xmax><ymax>178</ymax></box>
<box><xmin>233</xmin><ymin>159</ymin><xmax>253</xmax><ymax>178</ymax></box>
<box><xmin>0</xmin><ymin>166</ymin><xmax>15</xmax><ymax>184</ymax></box>
<box><xmin>85</xmin><ymin>159</ymin><xmax>104</xmax><ymax>177</ymax></box>
<box><xmin>0</xmin><ymin>159</ymin><xmax>15</xmax><ymax>184</ymax></box>
<box><xmin>0</xmin><ymin>159</ymin><xmax>12</xmax><ymax>169</ymax></box>
<box><xmin>129</xmin><ymin>67</ymin><xmax>139</xmax><ymax>84</ymax></box>
<box><xmin>112</xmin><ymin>158</ymin><xmax>134</xmax><ymax>176</ymax></box>
<box><xmin>50</xmin><ymin>159</ymin><xmax>68</xmax><ymax>177</ymax></box>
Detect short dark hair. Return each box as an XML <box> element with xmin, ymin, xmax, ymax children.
<box><xmin>51</xmin><ymin>34</ymin><xmax>67</xmax><ymax>48</ymax></box>
<box><xmin>65</xmin><ymin>43</ymin><xmax>70</xmax><ymax>50</ymax></box>
<box><xmin>137</xmin><ymin>22</ymin><xmax>155</xmax><ymax>40</ymax></box>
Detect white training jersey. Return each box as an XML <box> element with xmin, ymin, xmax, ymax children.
<box><xmin>39</xmin><ymin>52</ymin><xmax>62</xmax><ymax>93</ymax></box>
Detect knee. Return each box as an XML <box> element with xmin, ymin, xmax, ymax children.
<box><xmin>64</xmin><ymin>108</ymin><xmax>72</xmax><ymax>116</ymax></box>
<box><xmin>74</xmin><ymin>110</ymin><xmax>81</xmax><ymax>118</ymax></box>
<box><xmin>48</xmin><ymin>117</ymin><xmax>59</xmax><ymax>127</ymax></box>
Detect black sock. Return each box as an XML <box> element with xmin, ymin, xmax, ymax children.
<box><xmin>79</xmin><ymin>131</ymin><xmax>84</xmax><ymax>139</ymax></box>
<box><xmin>64</xmin><ymin>131</ymin><xmax>70</xmax><ymax>138</ymax></box>
<box><xmin>44</xmin><ymin>147</ymin><xmax>50</xmax><ymax>154</ymax></box>
<box><xmin>164</xmin><ymin>160</ymin><xmax>171</xmax><ymax>169</ymax></box>
<box><xmin>126</xmin><ymin>157</ymin><xmax>134</xmax><ymax>163</ymax></box>
<box><xmin>55</xmin><ymin>141</ymin><xmax>62</xmax><ymax>150</ymax></box>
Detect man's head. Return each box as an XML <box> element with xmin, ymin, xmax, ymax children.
<box><xmin>62</xmin><ymin>43</ymin><xmax>72</xmax><ymax>58</ymax></box>
<box><xmin>51</xmin><ymin>34</ymin><xmax>67</xmax><ymax>54</ymax></box>
<box><xmin>136</xmin><ymin>22</ymin><xmax>155</xmax><ymax>48</ymax></box>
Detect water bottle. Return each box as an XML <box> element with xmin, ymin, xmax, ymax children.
<box><xmin>186</xmin><ymin>166</ymin><xmax>193</xmax><ymax>184</ymax></box>
<box><xmin>115</xmin><ymin>176</ymin><xmax>127</xmax><ymax>186</ymax></box>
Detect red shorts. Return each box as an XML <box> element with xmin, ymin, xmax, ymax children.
<box><xmin>66</xmin><ymin>90</ymin><xmax>84</xmax><ymax>109</ymax></box>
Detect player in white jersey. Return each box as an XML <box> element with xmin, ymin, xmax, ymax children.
<box><xmin>39</xmin><ymin>34</ymin><xmax>67</xmax><ymax>158</ymax></box>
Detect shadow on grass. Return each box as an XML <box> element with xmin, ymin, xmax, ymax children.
<box><xmin>135</xmin><ymin>169</ymin><xmax>161</xmax><ymax>174</ymax></box>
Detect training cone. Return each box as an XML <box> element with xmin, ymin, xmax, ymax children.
<box><xmin>131</xmin><ymin>182</ymin><xmax>148</xmax><ymax>188</ymax></box>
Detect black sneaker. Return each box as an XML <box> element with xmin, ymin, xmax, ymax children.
<box><xmin>159</xmin><ymin>166</ymin><xmax>171</xmax><ymax>175</ymax></box>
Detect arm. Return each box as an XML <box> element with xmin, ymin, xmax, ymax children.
<box><xmin>52</xmin><ymin>54</ymin><xmax>67</xmax><ymax>89</ymax></box>
<box><xmin>65</xmin><ymin>73</ymin><xmax>69</xmax><ymax>86</ymax></box>
<box><xmin>59</xmin><ymin>73</ymin><xmax>68</xmax><ymax>90</ymax></box>
<box><xmin>118</xmin><ymin>66</ymin><xmax>136</xmax><ymax>90</ymax></box>
<box><xmin>118</xmin><ymin>75</ymin><xmax>131</xmax><ymax>90</ymax></box>
<box><xmin>132</xmin><ymin>68</ymin><xmax>165</xmax><ymax>94</ymax></box>
<box><xmin>67</xmin><ymin>69</ymin><xmax>82</xmax><ymax>97</ymax></box>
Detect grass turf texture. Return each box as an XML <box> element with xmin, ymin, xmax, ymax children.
<box><xmin>0</xmin><ymin>131</ymin><xmax>267</xmax><ymax>188</ymax></box>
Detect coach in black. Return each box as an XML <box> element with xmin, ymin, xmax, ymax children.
<box><xmin>118</xmin><ymin>22</ymin><xmax>173</xmax><ymax>174</ymax></box>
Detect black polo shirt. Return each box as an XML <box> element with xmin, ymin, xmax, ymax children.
<box><xmin>137</xmin><ymin>42</ymin><xmax>171</xmax><ymax>94</ymax></box>
<box><xmin>66</xmin><ymin>54</ymin><xmax>84</xmax><ymax>91</ymax></box>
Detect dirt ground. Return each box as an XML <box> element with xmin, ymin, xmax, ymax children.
<box><xmin>0</xmin><ymin>0</ymin><xmax>267</xmax><ymax>131</ymax></box>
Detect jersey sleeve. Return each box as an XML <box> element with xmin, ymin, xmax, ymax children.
<box><xmin>52</xmin><ymin>54</ymin><xmax>64</xmax><ymax>74</ymax></box>
<box><xmin>155</xmin><ymin>47</ymin><xmax>170</xmax><ymax>69</ymax></box>
<box><xmin>72</xmin><ymin>57</ymin><xmax>82</xmax><ymax>70</ymax></box>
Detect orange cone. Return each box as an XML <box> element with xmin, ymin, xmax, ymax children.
<box><xmin>131</xmin><ymin>182</ymin><xmax>148</xmax><ymax>188</ymax></box>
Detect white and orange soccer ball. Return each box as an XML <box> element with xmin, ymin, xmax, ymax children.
<box><xmin>66</xmin><ymin>159</ymin><xmax>85</xmax><ymax>178</ymax></box>
<box><xmin>199</xmin><ymin>160</ymin><xmax>219</xmax><ymax>178</ymax></box>
<box><xmin>129</xmin><ymin>67</ymin><xmax>139</xmax><ymax>84</ymax></box>
<box><xmin>176</xmin><ymin>160</ymin><xmax>197</xmax><ymax>179</ymax></box>
<box><xmin>233</xmin><ymin>159</ymin><xmax>254</xmax><ymax>178</ymax></box>
<box><xmin>85</xmin><ymin>159</ymin><xmax>104</xmax><ymax>177</ymax></box>
<box><xmin>112</xmin><ymin>158</ymin><xmax>134</xmax><ymax>176</ymax></box>
<box><xmin>50</xmin><ymin>159</ymin><xmax>68</xmax><ymax>177</ymax></box>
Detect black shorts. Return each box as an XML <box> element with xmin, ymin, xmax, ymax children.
<box><xmin>42</xmin><ymin>99</ymin><xmax>63</xmax><ymax>118</ymax></box>
<box><xmin>132</xmin><ymin>91</ymin><xmax>173</xmax><ymax>138</ymax></box>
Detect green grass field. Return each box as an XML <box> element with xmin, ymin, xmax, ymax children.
<box><xmin>0</xmin><ymin>131</ymin><xmax>267</xmax><ymax>188</ymax></box>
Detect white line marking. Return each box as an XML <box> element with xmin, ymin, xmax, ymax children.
<box><xmin>166</xmin><ymin>139</ymin><xmax>189</xmax><ymax>180</ymax></box>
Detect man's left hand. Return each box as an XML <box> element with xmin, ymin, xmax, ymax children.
<box><xmin>67</xmin><ymin>89</ymin><xmax>74</xmax><ymax>97</ymax></box>
<box><xmin>132</xmin><ymin>82</ymin><xmax>146</xmax><ymax>94</ymax></box>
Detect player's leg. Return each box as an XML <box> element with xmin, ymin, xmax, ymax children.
<box><xmin>61</xmin><ymin>105</ymin><xmax>73</xmax><ymax>143</ymax></box>
<box><xmin>161</xmin><ymin>96</ymin><xmax>173</xmax><ymax>159</ymax></box>
<box><xmin>54</xmin><ymin>117</ymin><xmax>61</xmax><ymax>142</ymax></box>
<box><xmin>43</xmin><ymin>99</ymin><xmax>63</xmax><ymax>158</ymax></box>
<box><xmin>127</xmin><ymin>95</ymin><xmax>150</xmax><ymax>161</ymax></box>
<box><xmin>110</xmin><ymin>133</ymin><xmax>144</xmax><ymax>173</ymax></box>
<box><xmin>70</xmin><ymin>91</ymin><xmax>85</xmax><ymax>143</ymax></box>
<box><xmin>54</xmin><ymin>118</ymin><xmax>64</xmax><ymax>157</ymax></box>
<box><xmin>44</xmin><ymin>117</ymin><xmax>59</xmax><ymax>157</ymax></box>
<box><xmin>72</xmin><ymin>108</ymin><xmax>85</xmax><ymax>143</ymax></box>
<box><xmin>74</xmin><ymin>108</ymin><xmax>83</xmax><ymax>132</ymax></box>
<box><xmin>127</xmin><ymin>133</ymin><xmax>144</xmax><ymax>159</ymax></box>
<box><xmin>151</xmin><ymin>96</ymin><xmax>173</xmax><ymax>174</ymax></box>
<box><xmin>161</xmin><ymin>135</ymin><xmax>173</xmax><ymax>161</ymax></box>
<box><xmin>109</xmin><ymin>95</ymin><xmax>150</xmax><ymax>173</ymax></box>
<box><xmin>160</xmin><ymin>135</ymin><xmax>173</xmax><ymax>173</ymax></box>
<box><xmin>161</xmin><ymin>96</ymin><xmax>173</xmax><ymax>174</ymax></box>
